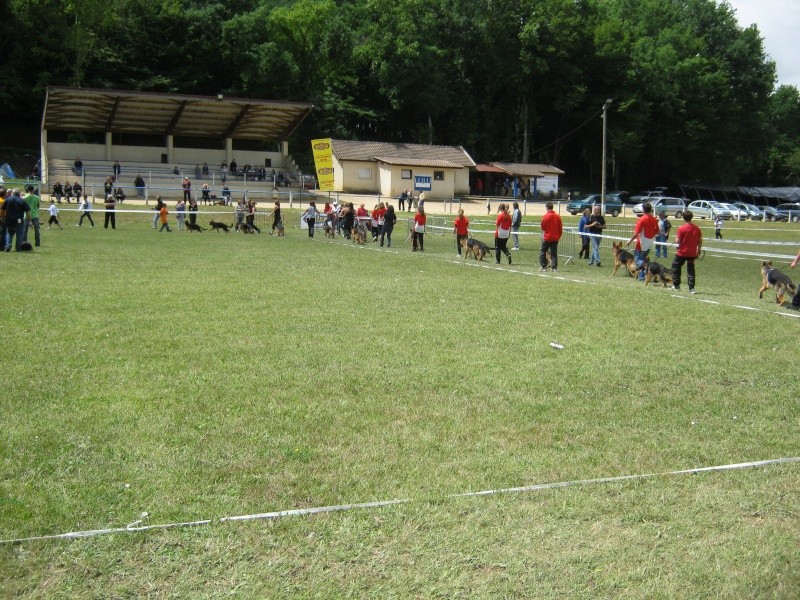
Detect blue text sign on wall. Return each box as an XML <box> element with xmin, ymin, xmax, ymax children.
<box><xmin>414</xmin><ymin>176</ymin><xmax>432</xmax><ymax>191</ymax></box>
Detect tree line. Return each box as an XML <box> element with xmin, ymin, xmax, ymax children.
<box><xmin>3</xmin><ymin>0</ymin><xmax>800</xmax><ymax>189</ymax></box>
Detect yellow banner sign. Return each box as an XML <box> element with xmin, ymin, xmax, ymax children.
<box><xmin>311</xmin><ymin>138</ymin><xmax>334</xmax><ymax>191</ymax></box>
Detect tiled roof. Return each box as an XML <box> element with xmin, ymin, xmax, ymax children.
<box><xmin>331</xmin><ymin>139</ymin><xmax>476</xmax><ymax>167</ymax></box>
<box><xmin>373</xmin><ymin>156</ymin><xmax>464</xmax><ymax>168</ymax></box>
<box><xmin>491</xmin><ymin>162</ymin><xmax>565</xmax><ymax>177</ymax></box>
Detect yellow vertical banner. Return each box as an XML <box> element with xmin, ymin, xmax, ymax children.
<box><xmin>311</xmin><ymin>138</ymin><xmax>334</xmax><ymax>191</ymax></box>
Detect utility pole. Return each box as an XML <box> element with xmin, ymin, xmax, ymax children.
<box><xmin>601</xmin><ymin>98</ymin><xmax>612</xmax><ymax>215</ymax></box>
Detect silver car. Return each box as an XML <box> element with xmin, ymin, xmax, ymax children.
<box><xmin>632</xmin><ymin>196</ymin><xmax>687</xmax><ymax>218</ymax></box>
<box><xmin>686</xmin><ymin>200</ymin><xmax>733</xmax><ymax>220</ymax></box>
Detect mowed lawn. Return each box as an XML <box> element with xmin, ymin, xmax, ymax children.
<box><xmin>1</xmin><ymin>208</ymin><xmax>798</xmax><ymax>598</ymax></box>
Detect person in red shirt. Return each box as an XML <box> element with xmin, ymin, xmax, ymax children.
<box><xmin>495</xmin><ymin>203</ymin><xmax>513</xmax><ymax>265</ymax></box>
<box><xmin>539</xmin><ymin>201</ymin><xmax>563</xmax><ymax>271</ymax></box>
<box><xmin>453</xmin><ymin>208</ymin><xmax>470</xmax><ymax>258</ymax></box>
<box><xmin>412</xmin><ymin>206</ymin><xmax>426</xmax><ymax>251</ymax></box>
<box><xmin>626</xmin><ymin>202</ymin><xmax>660</xmax><ymax>280</ymax></box>
<box><xmin>670</xmin><ymin>210</ymin><xmax>702</xmax><ymax>293</ymax></box>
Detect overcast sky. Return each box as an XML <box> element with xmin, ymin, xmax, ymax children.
<box><xmin>725</xmin><ymin>0</ymin><xmax>800</xmax><ymax>89</ymax></box>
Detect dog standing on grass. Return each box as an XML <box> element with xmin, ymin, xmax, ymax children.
<box><xmin>611</xmin><ymin>241</ymin><xmax>638</xmax><ymax>277</ymax></box>
<box><xmin>759</xmin><ymin>261</ymin><xmax>797</xmax><ymax>305</ymax></box>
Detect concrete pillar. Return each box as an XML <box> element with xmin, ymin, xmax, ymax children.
<box><xmin>41</xmin><ymin>129</ymin><xmax>48</xmax><ymax>186</ymax></box>
<box><xmin>281</xmin><ymin>140</ymin><xmax>289</xmax><ymax>157</ymax></box>
<box><xmin>225</xmin><ymin>138</ymin><xmax>233</xmax><ymax>164</ymax></box>
<box><xmin>166</xmin><ymin>135</ymin><xmax>174</xmax><ymax>165</ymax></box>
<box><xmin>105</xmin><ymin>131</ymin><xmax>113</xmax><ymax>160</ymax></box>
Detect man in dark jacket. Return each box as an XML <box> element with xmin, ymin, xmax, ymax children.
<box><xmin>3</xmin><ymin>188</ymin><xmax>32</xmax><ymax>251</ymax></box>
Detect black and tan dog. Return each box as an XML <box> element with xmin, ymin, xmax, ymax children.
<box><xmin>352</xmin><ymin>223</ymin><xmax>368</xmax><ymax>245</ymax></box>
<box><xmin>759</xmin><ymin>260</ymin><xmax>797</xmax><ymax>305</ymax></box>
<box><xmin>643</xmin><ymin>257</ymin><xmax>673</xmax><ymax>287</ymax></box>
<box><xmin>185</xmin><ymin>221</ymin><xmax>205</xmax><ymax>233</ymax></box>
<box><xmin>462</xmin><ymin>238</ymin><xmax>493</xmax><ymax>261</ymax></box>
<box><xmin>611</xmin><ymin>241</ymin><xmax>638</xmax><ymax>277</ymax></box>
<box><xmin>209</xmin><ymin>220</ymin><xmax>231</xmax><ymax>233</ymax></box>
<box><xmin>240</xmin><ymin>222</ymin><xmax>257</xmax><ymax>234</ymax></box>
<box><xmin>324</xmin><ymin>221</ymin><xmax>336</xmax><ymax>238</ymax></box>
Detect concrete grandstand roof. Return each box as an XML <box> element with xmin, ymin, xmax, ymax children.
<box><xmin>331</xmin><ymin>139</ymin><xmax>476</xmax><ymax>167</ymax></box>
<box><xmin>42</xmin><ymin>86</ymin><xmax>313</xmax><ymax>141</ymax></box>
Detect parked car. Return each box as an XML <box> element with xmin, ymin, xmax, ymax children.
<box><xmin>566</xmin><ymin>192</ymin><xmax>626</xmax><ymax>217</ymax></box>
<box><xmin>720</xmin><ymin>203</ymin><xmax>749</xmax><ymax>220</ymax></box>
<box><xmin>759</xmin><ymin>205</ymin><xmax>788</xmax><ymax>222</ymax></box>
<box><xmin>632</xmin><ymin>196</ymin><xmax>686</xmax><ymax>218</ymax></box>
<box><xmin>732</xmin><ymin>202</ymin><xmax>763</xmax><ymax>220</ymax></box>
<box><xmin>630</xmin><ymin>187</ymin><xmax>669</xmax><ymax>203</ymax></box>
<box><xmin>775</xmin><ymin>203</ymin><xmax>800</xmax><ymax>222</ymax></box>
<box><xmin>686</xmin><ymin>200</ymin><xmax>733</xmax><ymax>220</ymax></box>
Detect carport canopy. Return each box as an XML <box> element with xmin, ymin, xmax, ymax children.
<box><xmin>42</xmin><ymin>86</ymin><xmax>313</xmax><ymax>141</ymax></box>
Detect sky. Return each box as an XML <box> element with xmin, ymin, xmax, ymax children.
<box><xmin>725</xmin><ymin>0</ymin><xmax>800</xmax><ymax>89</ymax></box>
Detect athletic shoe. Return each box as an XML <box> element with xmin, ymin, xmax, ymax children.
<box><xmin>669</xmin><ymin>285</ymin><xmax>680</xmax><ymax>291</ymax></box>
<box><xmin>511</xmin><ymin>247</ymin><xmax>519</xmax><ymax>251</ymax></box>
<box><xmin>596</xmin><ymin>262</ymin><xmax>601</xmax><ymax>267</ymax></box>
<box><xmin>689</xmin><ymin>289</ymin><xmax>696</xmax><ymax>294</ymax></box>
<box><xmin>540</xmin><ymin>267</ymin><xmax>547</xmax><ymax>272</ymax></box>
<box><xmin>551</xmin><ymin>268</ymin><xmax>557</xmax><ymax>272</ymax></box>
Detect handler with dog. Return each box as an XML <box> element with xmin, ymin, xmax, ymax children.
<box><xmin>626</xmin><ymin>202</ymin><xmax>659</xmax><ymax>281</ymax></box>
<box><xmin>669</xmin><ymin>210</ymin><xmax>702</xmax><ymax>294</ymax></box>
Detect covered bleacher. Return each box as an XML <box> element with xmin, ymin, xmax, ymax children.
<box><xmin>41</xmin><ymin>86</ymin><xmax>314</xmax><ymax>201</ymax></box>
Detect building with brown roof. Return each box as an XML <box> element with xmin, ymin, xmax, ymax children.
<box><xmin>330</xmin><ymin>139</ymin><xmax>476</xmax><ymax>197</ymax></box>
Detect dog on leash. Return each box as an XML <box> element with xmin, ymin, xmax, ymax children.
<box><xmin>759</xmin><ymin>261</ymin><xmax>797</xmax><ymax>305</ymax></box>
<box><xmin>462</xmin><ymin>238</ymin><xmax>493</xmax><ymax>261</ymax></box>
<box><xmin>643</xmin><ymin>257</ymin><xmax>673</xmax><ymax>287</ymax></box>
<box><xmin>240</xmin><ymin>222</ymin><xmax>257</xmax><ymax>234</ymax></box>
<box><xmin>324</xmin><ymin>221</ymin><xmax>336</xmax><ymax>238</ymax></box>
<box><xmin>276</xmin><ymin>221</ymin><xmax>285</xmax><ymax>236</ymax></box>
<box><xmin>185</xmin><ymin>221</ymin><xmax>205</xmax><ymax>233</ymax></box>
<box><xmin>611</xmin><ymin>241</ymin><xmax>638</xmax><ymax>277</ymax></box>
<box><xmin>352</xmin><ymin>223</ymin><xmax>368</xmax><ymax>244</ymax></box>
<box><xmin>209</xmin><ymin>221</ymin><xmax>231</xmax><ymax>233</ymax></box>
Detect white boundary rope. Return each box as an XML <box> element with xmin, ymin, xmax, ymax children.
<box><xmin>1</xmin><ymin>457</ymin><xmax>797</xmax><ymax>545</ymax></box>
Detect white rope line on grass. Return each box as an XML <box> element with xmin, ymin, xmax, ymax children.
<box><xmin>55</xmin><ymin>208</ymin><xmax>235</xmax><ymax>215</ymax></box>
<box><xmin>1</xmin><ymin>457</ymin><xmax>796</xmax><ymax>545</ymax></box>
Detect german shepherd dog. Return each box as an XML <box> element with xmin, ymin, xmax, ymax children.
<box><xmin>276</xmin><ymin>221</ymin><xmax>285</xmax><ymax>236</ymax></box>
<box><xmin>209</xmin><ymin>220</ymin><xmax>231</xmax><ymax>233</ymax></box>
<box><xmin>759</xmin><ymin>261</ymin><xmax>797</xmax><ymax>305</ymax></box>
<box><xmin>462</xmin><ymin>238</ymin><xmax>493</xmax><ymax>261</ymax></box>
<box><xmin>643</xmin><ymin>257</ymin><xmax>673</xmax><ymax>287</ymax></box>
<box><xmin>611</xmin><ymin>241</ymin><xmax>638</xmax><ymax>277</ymax></box>
<box><xmin>352</xmin><ymin>223</ymin><xmax>368</xmax><ymax>244</ymax></box>
<box><xmin>185</xmin><ymin>221</ymin><xmax>205</xmax><ymax>233</ymax></box>
<box><xmin>324</xmin><ymin>221</ymin><xmax>336</xmax><ymax>238</ymax></box>
<box><xmin>240</xmin><ymin>222</ymin><xmax>257</xmax><ymax>234</ymax></box>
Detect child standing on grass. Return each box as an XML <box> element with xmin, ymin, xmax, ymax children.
<box><xmin>714</xmin><ymin>215</ymin><xmax>723</xmax><ymax>239</ymax></box>
<box><xmin>159</xmin><ymin>202</ymin><xmax>171</xmax><ymax>232</ymax></box>
<box><xmin>412</xmin><ymin>206</ymin><xmax>426</xmax><ymax>251</ymax></box>
<box><xmin>78</xmin><ymin>195</ymin><xmax>95</xmax><ymax>227</ymax></box>
<box><xmin>176</xmin><ymin>198</ymin><xmax>185</xmax><ymax>231</ymax></box>
<box><xmin>453</xmin><ymin>208</ymin><xmax>470</xmax><ymax>257</ymax></box>
<box><xmin>47</xmin><ymin>200</ymin><xmax>63</xmax><ymax>230</ymax></box>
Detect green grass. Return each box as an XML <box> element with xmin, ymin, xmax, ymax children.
<box><xmin>1</xmin><ymin>209</ymin><xmax>798</xmax><ymax>598</ymax></box>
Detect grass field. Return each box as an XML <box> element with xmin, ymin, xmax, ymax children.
<box><xmin>1</xmin><ymin>207</ymin><xmax>799</xmax><ymax>598</ymax></box>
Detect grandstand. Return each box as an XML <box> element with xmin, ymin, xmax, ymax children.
<box><xmin>40</xmin><ymin>86</ymin><xmax>314</xmax><ymax>202</ymax></box>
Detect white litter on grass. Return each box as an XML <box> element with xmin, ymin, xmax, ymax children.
<box><xmin>550</xmin><ymin>342</ymin><xmax>564</xmax><ymax>350</ymax></box>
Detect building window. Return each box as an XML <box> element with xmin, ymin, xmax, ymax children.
<box><xmin>357</xmin><ymin>168</ymin><xmax>372</xmax><ymax>180</ymax></box>
<box><xmin>401</xmin><ymin>169</ymin><xmax>412</xmax><ymax>179</ymax></box>
<box><xmin>434</xmin><ymin>171</ymin><xmax>445</xmax><ymax>181</ymax></box>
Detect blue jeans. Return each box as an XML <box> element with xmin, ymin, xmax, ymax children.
<box><xmin>655</xmin><ymin>234</ymin><xmax>667</xmax><ymax>258</ymax></box>
<box><xmin>590</xmin><ymin>236</ymin><xmax>601</xmax><ymax>264</ymax></box>
<box><xmin>634</xmin><ymin>249</ymin><xmax>650</xmax><ymax>280</ymax></box>
<box><xmin>5</xmin><ymin>219</ymin><xmax>26</xmax><ymax>251</ymax></box>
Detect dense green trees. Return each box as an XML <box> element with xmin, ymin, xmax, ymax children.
<box><xmin>4</xmin><ymin>0</ymin><xmax>799</xmax><ymax>188</ymax></box>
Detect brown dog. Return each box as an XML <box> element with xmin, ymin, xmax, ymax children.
<box><xmin>352</xmin><ymin>223</ymin><xmax>367</xmax><ymax>244</ymax></box>
<box><xmin>759</xmin><ymin>260</ymin><xmax>797</xmax><ymax>305</ymax></box>
<box><xmin>611</xmin><ymin>241</ymin><xmax>638</xmax><ymax>277</ymax></box>
<box><xmin>462</xmin><ymin>238</ymin><xmax>493</xmax><ymax>261</ymax></box>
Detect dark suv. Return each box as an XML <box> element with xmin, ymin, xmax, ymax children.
<box><xmin>566</xmin><ymin>192</ymin><xmax>626</xmax><ymax>217</ymax></box>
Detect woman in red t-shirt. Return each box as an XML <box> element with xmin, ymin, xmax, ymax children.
<box><xmin>453</xmin><ymin>209</ymin><xmax>470</xmax><ymax>257</ymax></box>
<box><xmin>495</xmin><ymin>203</ymin><xmax>512</xmax><ymax>265</ymax></box>
<box><xmin>413</xmin><ymin>207</ymin><xmax>427</xmax><ymax>252</ymax></box>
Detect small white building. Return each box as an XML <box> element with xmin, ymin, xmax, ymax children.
<box><xmin>330</xmin><ymin>139</ymin><xmax>476</xmax><ymax>198</ymax></box>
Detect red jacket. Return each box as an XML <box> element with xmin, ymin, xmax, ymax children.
<box><xmin>540</xmin><ymin>210</ymin><xmax>562</xmax><ymax>242</ymax></box>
